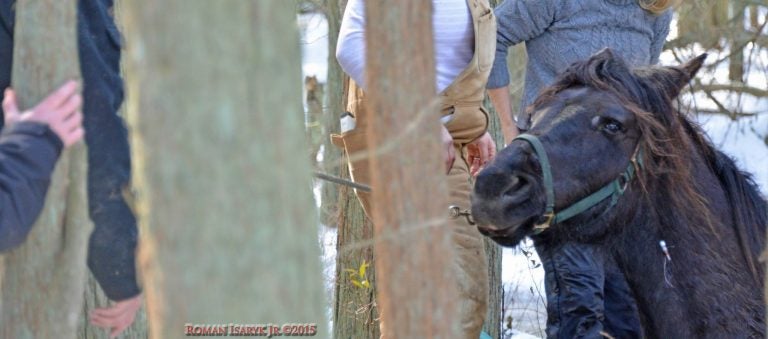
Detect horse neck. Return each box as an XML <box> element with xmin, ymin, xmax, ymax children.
<box><xmin>614</xmin><ymin>155</ymin><xmax>764</xmax><ymax>337</ymax></box>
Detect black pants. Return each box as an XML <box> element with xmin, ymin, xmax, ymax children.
<box><xmin>0</xmin><ymin>0</ymin><xmax>139</xmax><ymax>300</ymax></box>
<box><xmin>537</xmin><ymin>241</ymin><xmax>643</xmax><ymax>339</ymax></box>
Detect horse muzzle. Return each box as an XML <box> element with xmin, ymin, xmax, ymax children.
<box><xmin>470</xmin><ymin>145</ymin><xmax>545</xmax><ymax>244</ymax></box>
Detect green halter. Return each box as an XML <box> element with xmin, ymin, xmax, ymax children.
<box><xmin>513</xmin><ymin>134</ymin><xmax>642</xmax><ymax>234</ymax></box>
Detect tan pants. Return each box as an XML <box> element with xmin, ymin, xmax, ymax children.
<box><xmin>334</xmin><ymin>123</ymin><xmax>489</xmax><ymax>338</ymax></box>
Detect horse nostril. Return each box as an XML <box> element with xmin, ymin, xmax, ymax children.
<box><xmin>502</xmin><ymin>174</ymin><xmax>533</xmax><ymax>203</ymax></box>
<box><xmin>474</xmin><ymin>166</ymin><xmax>533</xmax><ymax>202</ymax></box>
<box><xmin>505</xmin><ymin>176</ymin><xmax>525</xmax><ymax>194</ymax></box>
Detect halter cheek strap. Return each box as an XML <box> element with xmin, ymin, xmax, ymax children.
<box><xmin>513</xmin><ymin>134</ymin><xmax>642</xmax><ymax>234</ymax></box>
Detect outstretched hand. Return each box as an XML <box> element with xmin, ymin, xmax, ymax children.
<box><xmin>2</xmin><ymin>80</ymin><xmax>84</xmax><ymax>147</ymax></box>
<box><xmin>467</xmin><ymin>132</ymin><xmax>496</xmax><ymax>177</ymax></box>
<box><xmin>90</xmin><ymin>293</ymin><xmax>143</xmax><ymax>338</ymax></box>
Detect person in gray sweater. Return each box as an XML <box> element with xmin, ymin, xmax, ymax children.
<box><xmin>485</xmin><ymin>0</ymin><xmax>674</xmax><ymax>338</ymax></box>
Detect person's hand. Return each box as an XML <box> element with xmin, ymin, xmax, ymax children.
<box><xmin>467</xmin><ymin>132</ymin><xmax>496</xmax><ymax>177</ymax></box>
<box><xmin>2</xmin><ymin>80</ymin><xmax>84</xmax><ymax>147</ymax></box>
<box><xmin>90</xmin><ymin>293</ymin><xmax>143</xmax><ymax>338</ymax></box>
<box><xmin>441</xmin><ymin>124</ymin><xmax>455</xmax><ymax>174</ymax></box>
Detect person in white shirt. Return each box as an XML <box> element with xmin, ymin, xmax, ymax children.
<box><xmin>335</xmin><ymin>1</ymin><xmax>498</xmax><ymax>337</ymax></box>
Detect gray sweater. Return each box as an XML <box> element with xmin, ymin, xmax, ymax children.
<box><xmin>488</xmin><ymin>0</ymin><xmax>672</xmax><ymax>126</ymax></box>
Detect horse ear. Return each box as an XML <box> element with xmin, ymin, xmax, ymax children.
<box><xmin>681</xmin><ymin>53</ymin><xmax>707</xmax><ymax>82</ymax></box>
<box><xmin>637</xmin><ymin>53</ymin><xmax>707</xmax><ymax>100</ymax></box>
<box><xmin>669</xmin><ymin>53</ymin><xmax>707</xmax><ymax>98</ymax></box>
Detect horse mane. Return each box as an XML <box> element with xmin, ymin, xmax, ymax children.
<box><xmin>530</xmin><ymin>50</ymin><xmax>768</xmax><ymax>283</ymax></box>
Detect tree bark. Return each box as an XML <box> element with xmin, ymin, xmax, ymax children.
<box><xmin>364</xmin><ymin>1</ymin><xmax>460</xmax><ymax>338</ymax></box>
<box><xmin>332</xmin><ymin>157</ymin><xmax>380</xmax><ymax>338</ymax></box>
<box><xmin>0</xmin><ymin>1</ymin><xmax>92</xmax><ymax>338</ymax></box>
<box><xmin>121</xmin><ymin>1</ymin><xmax>325</xmax><ymax>337</ymax></box>
<box><xmin>318</xmin><ymin>0</ymin><xmax>345</xmax><ymax>227</ymax></box>
<box><xmin>330</xmin><ymin>1</ymin><xmax>381</xmax><ymax>338</ymax></box>
<box><xmin>482</xmin><ymin>2</ymin><xmax>526</xmax><ymax>337</ymax></box>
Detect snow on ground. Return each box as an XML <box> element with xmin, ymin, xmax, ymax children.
<box><xmin>302</xmin><ymin>12</ymin><xmax>767</xmax><ymax>339</ymax></box>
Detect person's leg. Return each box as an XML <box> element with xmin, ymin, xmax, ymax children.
<box><xmin>536</xmin><ymin>241</ymin><xmax>607</xmax><ymax>339</ymax></box>
<box><xmin>447</xmin><ymin>145</ymin><xmax>488</xmax><ymax>338</ymax></box>
<box><xmin>535</xmin><ymin>243</ymin><xmax>562</xmax><ymax>338</ymax></box>
<box><xmin>602</xmin><ymin>255</ymin><xmax>643</xmax><ymax>338</ymax></box>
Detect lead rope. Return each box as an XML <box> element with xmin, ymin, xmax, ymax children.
<box><xmin>313</xmin><ymin>171</ymin><xmax>371</xmax><ymax>192</ymax></box>
<box><xmin>313</xmin><ymin>171</ymin><xmax>473</xmax><ymax>223</ymax></box>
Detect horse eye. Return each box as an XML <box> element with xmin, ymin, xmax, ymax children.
<box><xmin>604</xmin><ymin>120</ymin><xmax>623</xmax><ymax>134</ymax></box>
<box><xmin>592</xmin><ymin>116</ymin><xmax>624</xmax><ymax>135</ymax></box>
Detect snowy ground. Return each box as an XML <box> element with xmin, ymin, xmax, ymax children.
<box><xmin>302</xmin><ymin>11</ymin><xmax>767</xmax><ymax>338</ymax></box>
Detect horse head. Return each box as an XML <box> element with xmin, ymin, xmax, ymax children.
<box><xmin>472</xmin><ymin>49</ymin><xmax>706</xmax><ymax>245</ymax></box>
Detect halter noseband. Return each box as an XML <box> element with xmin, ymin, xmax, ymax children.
<box><xmin>513</xmin><ymin>134</ymin><xmax>642</xmax><ymax>234</ymax></box>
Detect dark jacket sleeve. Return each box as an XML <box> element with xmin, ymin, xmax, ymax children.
<box><xmin>0</xmin><ymin>122</ymin><xmax>62</xmax><ymax>251</ymax></box>
<box><xmin>78</xmin><ymin>0</ymin><xmax>141</xmax><ymax>301</ymax></box>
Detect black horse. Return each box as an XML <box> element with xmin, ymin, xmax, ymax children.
<box><xmin>472</xmin><ymin>49</ymin><xmax>767</xmax><ymax>337</ymax></box>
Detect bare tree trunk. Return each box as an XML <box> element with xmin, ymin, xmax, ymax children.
<box><xmin>482</xmin><ymin>95</ymin><xmax>504</xmax><ymax>339</ymax></box>
<box><xmin>121</xmin><ymin>1</ymin><xmax>325</xmax><ymax>337</ymax></box>
<box><xmin>482</xmin><ymin>2</ymin><xmax>524</xmax><ymax>337</ymax></box>
<box><xmin>332</xmin><ymin>159</ymin><xmax>380</xmax><ymax>338</ymax></box>
<box><xmin>319</xmin><ymin>0</ymin><xmax>345</xmax><ymax>227</ymax></box>
<box><xmin>364</xmin><ymin>1</ymin><xmax>460</xmax><ymax>337</ymax></box>
<box><xmin>330</xmin><ymin>2</ymin><xmax>381</xmax><ymax>337</ymax></box>
<box><xmin>728</xmin><ymin>3</ymin><xmax>745</xmax><ymax>82</ymax></box>
<box><xmin>0</xmin><ymin>1</ymin><xmax>92</xmax><ymax>338</ymax></box>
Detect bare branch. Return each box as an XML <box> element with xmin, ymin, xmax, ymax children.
<box><xmin>687</xmin><ymin>83</ymin><xmax>768</xmax><ymax>98</ymax></box>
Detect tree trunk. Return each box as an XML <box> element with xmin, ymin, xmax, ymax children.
<box><xmin>364</xmin><ymin>1</ymin><xmax>460</xmax><ymax>338</ymax></box>
<box><xmin>326</xmin><ymin>0</ymin><xmax>381</xmax><ymax>339</ymax></box>
<box><xmin>0</xmin><ymin>1</ymin><xmax>92</xmax><ymax>338</ymax></box>
<box><xmin>332</xmin><ymin>156</ymin><xmax>380</xmax><ymax>338</ymax></box>
<box><xmin>121</xmin><ymin>1</ymin><xmax>326</xmax><ymax>337</ymax></box>
<box><xmin>318</xmin><ymin>0</ymin><xmax>345</xmax><ymax>227</ymax></box>
<box><xmin>481</xmin><ymin>96</ymin><xmax>504</xmax><ymax>339</ymax></box>
<box><xmin>330</xmin><ymin>1</ymin><xmax>381</xmax><ymax>338</ymax></box>
<box><xmin>483</xmin><ymin>2</ymin><xmax>523</xmax><ymax>337</ymax></box>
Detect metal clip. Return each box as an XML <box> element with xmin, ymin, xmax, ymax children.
<box><xmin>448</xmin><ymin>205</ymin><xmax>475</xmax><ymax>225</ymax></box>
<box><xmin>659</xmin><ymin>240</ymin><xmax>672</xmax><ymax>261</ymax></box>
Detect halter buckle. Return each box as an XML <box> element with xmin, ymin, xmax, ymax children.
<box><xmin>618</xmin><ymin>173</ymin><xmax>630</xmax><ymax>193</ymax></box>
<box><xmin>533</xmin><ymin>211</ymin><xmax>555</xmax><ymax>233</ymax></box>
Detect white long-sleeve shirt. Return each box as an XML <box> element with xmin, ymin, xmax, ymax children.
<box><xmin>336</xmin><ymin>0</ymin><xmax>474</xmax><ymax>94</ymax></box>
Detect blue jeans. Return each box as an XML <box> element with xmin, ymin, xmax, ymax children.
<box><xmin>536</xmin><ymin>241</ymin><xmax>642</xmax><ymax>339</ymax></box>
